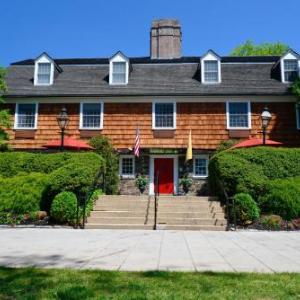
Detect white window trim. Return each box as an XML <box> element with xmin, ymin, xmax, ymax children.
<box><xmin>193</xmin><ymin>154</ymin><xmax>209</xmax><ymax>178</ymax></box>
<box><xmin>14</xmin><ymin>102</ymin><xmax>38</xmax><ymax>130</ymax></box>
<box><xmin>79</xmin><ymin>101</ymin><xmax>104</xmax><ymax>130</ymax></box>
<box><xmin>152</xmin><ymin>100</ymin><xmax>177</xmax><ymax>130</ymax></box>
<box><xmin>226</xmin><ymin>100</ymin><xmax>252</xmax><ymax>130</ymax></box>
<box><xmin>34</xmin><ymin>55</ymin><xmax>54</xmax><ymax>86</ymax></box>
<box><xmin>109</xmin><ymin>53</ymin><xmax>129</xmax><ymax>85</ymax></box>
<box><xmin>201</xmin><ymin>51</ymin><xmax>221</xmax><ymax>84</ymax></box>
<box><xmin>296</xmin><ymin>104</ymin><xmax>300</xmax><ymax>130</ymax></box>
<box><xmin>119</xmin><ymin>155</ymin><xmax>135</xmax><ymax>178</ymax></box>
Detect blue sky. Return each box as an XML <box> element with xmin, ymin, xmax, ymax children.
<box><xmin>1</xmin><ymin>0</ymin><xmax>299</xmax><ymax>66</ymax></box>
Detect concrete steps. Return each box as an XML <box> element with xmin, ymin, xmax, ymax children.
<box><xmin>86</xmin><ymin>195</ymin><xmax>226</xmax><ymax>231</ymax></box>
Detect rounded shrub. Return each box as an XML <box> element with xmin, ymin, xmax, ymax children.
<box><xmin>233</xmin><ymin>193</ymin><xmax>260</xmax><ymax>225</ymax></box>
<box><xmin>50</xmin><ymin>191</ymin><xmax>78</xmax><ymax>225</ymax></box>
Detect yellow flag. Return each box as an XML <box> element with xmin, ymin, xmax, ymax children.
<box><xmin>186</xmin><ymin>130</ymin><xmax>192</xmax><ymax>161</ymax></box>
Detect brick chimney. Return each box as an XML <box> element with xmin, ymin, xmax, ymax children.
<box><xmin>150</xmin><ymin>19</ymin><xmax>182</xmax><ymax>59</ymax></box>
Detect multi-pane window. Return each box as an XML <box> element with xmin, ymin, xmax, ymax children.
<box><xmin>112</xmin><ymin>62</ymin><xmax>126</xmax><ymax>84</ymax></box>
<box><xmin>154</xmin><ymin>103</ymin><xmax>175</xmax><ymax>129</ymax></box>
<box><xmin>81</xmin><ymin>103</ymin><xmax>102</xmax><ymax>129</ymax></box>
<box><xmin>120</xmin><ymin>156</ymin><xmax>135</xmax><ymax>177</ymax></box>
<box><xmin>193</xmin><ymin>156</ymin><xmax>208</xmax><ymax>177</ymax></box>
<box><xmin>37</xmin><ymin>63</ymin><xmax>51</xmax><ymax>84</ymax></box>
<box><xmin>16</xmin><ymin>103</ymin><xmax>37</xmax><ymax>129</ymax></box>
<box><xmin>284</xmin><ymin>59</ymin><xmax>298</xmax><ymax>82</ymax></box>
<box><xmin>227</xmin><ymin>102</ymin><xmax>250</xmax><ymax>129</ymax></box>
<box><xmin>204</xmin><ymin>61</ymin><xmax>219</xmax><ymax>83</ymax></box>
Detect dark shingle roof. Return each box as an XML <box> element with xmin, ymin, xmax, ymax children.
<box><xmin>5</xmin><ymin>55</ymin><xmax>291</xmax><ymax>97</ymax></box>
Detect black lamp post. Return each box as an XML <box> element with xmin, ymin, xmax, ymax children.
<box><xmin>57</xmin><ymin>107</ymin><xmax>69</xmax><ymax>151</ymax></box>
<box><xmin>261</xmin><ymin>106</ymin><xmax>272</xmax><ymax>145</ymax></box>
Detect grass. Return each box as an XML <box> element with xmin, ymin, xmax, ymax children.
<box><xmin>0</xmin><ymin>267</ymin><xmax>299</xmax><ymax>300</ymax></box>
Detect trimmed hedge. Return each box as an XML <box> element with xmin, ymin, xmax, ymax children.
<box><xmin>0</xmin><ymin>152</ymin><xmax>105</xmax><ymax>223</ymax></box>
<box><xmin>258</xmin><ymin>177</ymin><xmax>300</xmax><ymax>220</ymax></box>
<box><xmin>0</xmin><ymin>173</ymin><xmax>49</xmax><ymax>215</ymax></box>
<box><xmin>209</xmin><ymin>147</ymin><xmax>300</xmax><ymax>220</ymax></box>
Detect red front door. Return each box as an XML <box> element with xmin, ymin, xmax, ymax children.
<box><xmin>154</xmin><ymin>158</ymin><xmax>174</xmax><ymax>194</ymax></box>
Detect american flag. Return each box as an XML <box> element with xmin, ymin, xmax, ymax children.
<box><xmin>134</xmin><ymin>128</ymin><xmax>140</xmax><ymax>157</ymax></box>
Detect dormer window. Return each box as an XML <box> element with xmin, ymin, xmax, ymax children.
<box><xmin>37</xmin><ymin>63</ymin><xmax>51</xmax><ymax>84</ymax></box>
<box><xmin>34</xmin><ymin>53</ymin><xmax>55</xmax><ymax>86</ymax></box>
<box><xmin>204</xmin><ymin>61</ymin><xmax>219</xmax><ymax>83</ymax></box>
<box><xmin>112</xmin><ymin>62</ymin><xmax>126</xmax><ymax>84</ymax></box>
<box><xmin>109</xmin><ymin>51</ymin><xmax>129</xmax><ymax>85</ymax></box>
<box><xmin>280</xmin><ymin>49</ymin><xmax>300</xmax><ymax>83</ymax></box>
<box><xmin>201</xmin><ymin>50</ymin><xmax>221</xmax><ymax>84</ymax></box>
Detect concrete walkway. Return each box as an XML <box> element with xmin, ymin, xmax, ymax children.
<box><xmin>1</xmin><ymin>229</ymin><xmax>300</xmax><ymax>273</ymax></box>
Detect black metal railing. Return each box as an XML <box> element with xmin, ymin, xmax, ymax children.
<box><xmin>76</xmin><ymin>168</ymin><xmax>104</xmax><ymax>229</ymax></box>
<box><xmin>216</xmin><ymin>178</ymin><xmax>236</xmax><ymax>231</ymax></box>
<box><xmin>154</xmin><ymin>171</ymin><xmax>159</xmax><ymax>230</ymax></box>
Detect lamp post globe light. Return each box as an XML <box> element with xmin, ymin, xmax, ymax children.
<box><xmin>261</xmin><ymin>106</ymin><xmax>272</xmax><ymax>145</ymax></box>
<box><xmin>57</xmin><ymin>107</ymin><xmax>69</xmax><ymax>151</ymax></box>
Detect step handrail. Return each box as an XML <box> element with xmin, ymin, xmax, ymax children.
<box><xmin>154</xmin><ymin>171</ymin><xmax>159</xmax><ymax>230</ymax></box>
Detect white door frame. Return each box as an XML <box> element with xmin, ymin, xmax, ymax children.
<box><xmin>149</xmin><ymin>155</ymin><xmax>178</xmax><ymax>195</ymax></box>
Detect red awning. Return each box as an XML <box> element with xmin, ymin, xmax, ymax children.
<box><xmin>44</xmin><ymin>136</ymin><xmax>94</xmax><ymax>150</ymax></box>
<box><xmin>231</xmin><ymin>138</ymin><xmax>283</xmax><ymax>149</ymax></box>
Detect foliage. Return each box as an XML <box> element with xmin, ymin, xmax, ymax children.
<box><xmin>209</xmin><ymin>147</ymin><xmax>300</xmax><ymax>199</ymax></box>
<box><xmin>233</xmin><ymin>193</ymin><xmax>260</xmax><ymax>225</ymax></box>
<box><xmin>258</xmin><ymin>177</ymin><xmax>300</xmax><ymax>220</ymax></box>
<box><xmin>230</xmin><ymin>40</ymin><xmax>288</xmax><ymax>56</ymax></box>
<box><xmin>179</xmin><ymin>177</ymin><xmax>193</xmax><ymax>194</ymax></box>
<box><xmin>291</xmin><ymin>78</ymin><xmax>300</xmax><ymax>103</ymax></box>
<box><xmin>0</xmin><ymin>152</ymin><xmax>104</xmax><ymax>224</ymax></box>
<box><xmin>216</xmin><ymin>139</ymin><xmax>238</xmax><ymax>153</ymax></box>
<box><xmin>1</xmin><ymin>268</ymin><xmax>300</xmax><ymax>300</ymax></box>
<box><xmin>136</xmin><ymin>175</ymin><xmax>148</xmax><ymax>193</ymax></box>
<box><xmin>0</xmin><ymin>173</ymin><xmax>49</xmax><ymax>216</ymax></box>
<box><xmin>258</xmin><ymin>215</ymin><xmax>283</xmax><ymax>231</ymax></box>
<box><xmin>89</xmin><ymin>136</ymin><xmax>119</xmax><ymax>194</ymax></box>
<box><xmin>50</xmin><ymin>191</ymin><xmax>78</xmax><ymax>225</ymax></box>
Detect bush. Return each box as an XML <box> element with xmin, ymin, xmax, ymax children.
<box><xmin>233</xmin><ymin>193</ymin><xmax>260</xmax><ymax>225</ymax></box>
<box><xmin>50</xmin><ymin>192</ymin><xmax>78</xmax><ymax>225</ymax></box>
<box><xmin>0</xmin><ymin>173</ymin><xmax>49</xmax><ymax>215</ymax></box>
<box><xmin>89</xmin><ymin>136</ymin><xmax>119</xmax><ymax>194</ymax></box>
<box><xmin>209</xmin><ymin>147</ymin><xmax>300</xmax><ymax>199</ymax></box>
<box><xmin>259</xmin><ymin>215</ymin><xmax>283</xmax><ymax>230</ymax></box>
<box><xmin>258</xmin><ymin>177</ymin><xmax>300</xmax><ymax>220</ymax></box>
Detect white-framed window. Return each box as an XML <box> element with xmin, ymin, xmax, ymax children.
<box><xmin>34</xmin><ymin>53</ymin><xmax>54</xmax><ymax>86</ymax></box>
<box><xmin>296</xmin><ymin>104</ymin><xmax>300</xmax><ymax>130</ymax></box>
<box><xmin>152</xmin><ymin>101</ymin><xmax>176</xmax><ymax>130</ymax></box>
<box><xmin>201</xmin><ymin>50</ymin><xmax>221</xmax><ymax>84</ymax></box>
<box><xmin>283</xmin><ymin>59</ymin><xmax>298</xmax><ymax>82</ymax></box>
<box><xmin>14</xmin><ymin>103</ymin><xmax>38</xmax><ymax>130</ymax></box>
<box><xmin>204</xmin><ymin>61</ymin><xmax>219</xmax><ymax>83</ymax></box>
<box><xmin>193</xmin><ymin>155</ymin><xmax>209</xmax><ymax>178</ymax></box>
<box><xmin>80</xmin><ymin>102</ymin><xmax>103</xmax><ymax>130</ymax></box>
<box><xmin>37</xmin><ymin>63</ymin><xmax>51</xmax><ymax>84</ymax></box>
<box><xmin>226</xmin><ymin>101</ymin><xmax>251</xmax><ymax>129</ymax></box>
<box><xmin>119</xmin><ymin>155</ymin><xmax>135</xmax><ymax>178</ymax></box>
<box><xmin>112</xmin><ymin>62</ymin><xmax>126</xmax><ymax>84</ymax></box>
<box><xmin>109</xmin><ymin>51</ymin><xmax>129</xmax><ymax>85</ymax></box>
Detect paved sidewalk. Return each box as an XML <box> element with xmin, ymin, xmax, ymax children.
<box><xmin>0</xmin><ymin>229</ymin><xmax>300</xmax><ymax>273</ymax></box>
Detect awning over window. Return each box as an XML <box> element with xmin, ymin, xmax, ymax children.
<box><xmin>44</xmin><ymin>136</ymin><xmax>94</xmax><ymax>150</ymax></box>
<box><xmin>231</xmin><ymin>138</ymin><xmax>283</xmax><ymax>149</ymax></box>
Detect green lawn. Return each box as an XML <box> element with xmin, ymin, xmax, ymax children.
<box><xmin>0</xmin><ymin>267</ymin><xmax>299</xmax><ymax>300</ymax></box>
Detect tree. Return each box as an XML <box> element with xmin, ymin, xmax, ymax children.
<box><xmin>291</xmin><ymin>78</ymin><xmax>300</xmax><ymax>104</ymax></box>
<box><xmin>230</xmin><ymin>40</ymin><xmax>289</xmax><ymax>56</ymax></box>
<box><xmin>0</xmin><ymin>67</ymin><xmax>11</xmax><ymax>149</ymax></box>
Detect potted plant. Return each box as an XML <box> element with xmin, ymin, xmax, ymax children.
<box><xmin>136</xmin><ymin>175</ymin><xmax>148</xmax><ymax>194</ymax></box>
<box><xmin>180</xmin><ymin>177</ymin><xmax>193</xmax><ymax>194</ymax></box>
